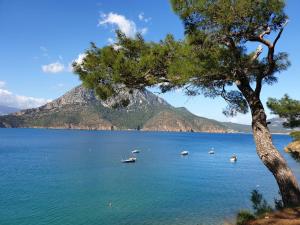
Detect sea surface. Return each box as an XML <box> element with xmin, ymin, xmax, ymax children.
<box><xmin>1</xmin><ymin>129</ymin><xmax>299</xmax><ymax>225</ymax></box>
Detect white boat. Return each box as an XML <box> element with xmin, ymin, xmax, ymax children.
<box><xmin>208</xmin><ymin>150</ymin><xmax>215</xmax><ymax>154</ymax></box>
<box><xmin>181</xmin><ymin>150</ymin><xmax>189</xmax><ymax>156</ymax></box>
<box><xmin>121</xmin><ymin>157</ymin><xmax>136</xmax><ymax>163</ymax></box>
<box><xmin>131</xmin><ymin>149</ymin><xmax>140</xmax><ymax>154</ymax></box>
<box><xmin>230</xmin><ymin>155</ymin><xmax>237</xmax><ymax>162</ymax></box>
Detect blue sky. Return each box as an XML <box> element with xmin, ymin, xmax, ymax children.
<box><xmin>0</xmin><ymin>0</ymin><xmax>299</xmax><ymax>124</ymax></box>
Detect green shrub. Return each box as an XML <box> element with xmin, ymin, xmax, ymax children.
<box><xmin>236</xmin><ymin>210</ymin><xmax>255</xmax><ymax>225</ymax></box>
<box><xmin>274</xmin><ymin>198</ymin><xmax>284</xmax><ymax>210</ymax></box>
<box><xmin>235</xmin><ymin>190</ymin><xmax>285</xmax><ymax>224</ymax></box>
<box><xmin>274</xmin><ymin>191</ymin><xmax>284</xmax><ymax>210</ymax></box>
<box><xmin>251</xmin><ymin>190</ymin><xmax>273</xmax><ymax>216</ymax></box>
<box><xmin>290</xmin><ymin>131</ymin><xmax>300</xmax><ymax>141</ymax></box>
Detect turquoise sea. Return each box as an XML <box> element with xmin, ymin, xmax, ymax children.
<box><xmin>1</xmin><ymin>129</ymin><xmax>299</xmax><ymax>225</ymax></box>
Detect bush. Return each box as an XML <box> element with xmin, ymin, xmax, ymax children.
<box><xmin>274</xmin><ymin>198</ymin><xmax>284</xmax><ymax>210</ymax></box>
<box><xmin>251</xmin><ymin>190</ymin><xmax>273</xmax><ymax>216</ymax></box>
<box><xmin>235</xmin><ymin>190</ymin><xmax>286</xmax><ymax>224</ymax></box>
<box><xmin>274</xmin><ymin>191</ymin><xmax>284</xmax><ymax>210</ymax></box>
<box><xmin>236</xmin><ymin>210</ymin><xmax>256</xmax><ymax>225</ymax></box>
<box><xmin>290</xmin><ymin>131</ymin><xmax>300</xmax><ymax>141</ymax></box>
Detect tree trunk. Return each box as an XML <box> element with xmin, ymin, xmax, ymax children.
<box><xmin>249</xmin><ymin>95</ymin><xmax>300</xmax><ymax>207</ymax></box>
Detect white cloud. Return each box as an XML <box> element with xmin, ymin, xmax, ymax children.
<box><xmin>138</xmin><ymin>13</ymin><xmax>144</xmax><ymax>21</ymax></box>
<box><xmin>140</xmin><ymin>27</ymin><xmax>148</xmax><ymax>35</ymax></box>
<box><xmin>67</xmin><ymin>53</ymin><xmax>87</xmax><ymax>72</ymax></box>
<box><xmin>107</xmin><ymin>37</ymin><xmax>114</xmax><ymax>44</ymax></box>
<box><xmin>138</xmin><ymin>12</ymin><xmax>151</xmax><ymax>23</ymax></box>
<box><xmin>42</xmin><ymin>62</ymin><xmax>65</xmax><ymax>73</ymax></box>
<box><xmin>113</xmin><ymin>45</ymin><xmax>122</xmax><ymax>50</ymax></box>
<box><xmin>107</xmin><ymin>38</ymin><xmax>124</xmax><ymax>50</ymax></box>
<box><xmin>0</xmin><ymin>88</ymin><xmax>51</xmax><ymax>109</ymax></box>
<box><xmin>0</xmin><ymin>80</ymin><xmax>6</xmax><ymax>88</ymax></box>
<box><xmin>99</xmin><ymin>12</ymin><xmax>137</xmax><ymax>37</ymax></box>
<box><xmin>74</xmin><ymin>53</ymin><xmax>87</xmax><ymax>65</ymax></box>
<box><xmin>99</xmin><ymin>12</ymin><xmax>148</xmax><ymax>38</ymax></box>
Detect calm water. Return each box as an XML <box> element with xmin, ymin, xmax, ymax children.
<box><xmin>1</xmin><ymin>129</ymin><xmax>299</xmax><ymax>225</ymax></box>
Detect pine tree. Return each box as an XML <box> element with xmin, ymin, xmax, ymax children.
<box><xmin>267</xmin><ymin>94</ymin><xmax>300</xmax><ymax>129</ymax></box>
<box><xmin>74</xmin><ymin>0</ymin><xmax>300</xmax><ymax>207</ymax></box>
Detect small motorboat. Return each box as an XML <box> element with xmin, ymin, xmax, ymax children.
<box><xmin>208</xmin><ymin>147</ymin><xmax>215</xmax><ymax>154</ymax></box>
<box><xmin>121</xmin><ymin>157</ymin><xmax>136</xmax><ymax>163</ymax></box>
<box><xmin>181</xmin><ymin>150</ymin><xmax>189</xmax><ymax>156</ymax></box>
<box><xmin>131</xmin><ymin>149</ymin><xmax>140</xmax><ymax>154</ymax></box>
<box><xmin>230</xmin><ymin>154</ymin><xmax>237</xmax><ymax>162</ymax></box>
<box><xmin>208</xmin><ymin>149</ymin><xmax>215</xmax><ymax>154</ymax></box>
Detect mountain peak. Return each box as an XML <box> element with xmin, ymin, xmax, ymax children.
<box><xmin>0</xmin><ymin>85</ymin><xmax>230</xmax><ymax>132</ymax></box>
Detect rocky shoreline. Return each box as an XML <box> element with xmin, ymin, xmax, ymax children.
<box><xmin>0</xmin><ymin>125</ymin><xmax>234</xmax><ymax>133</ymax></box>
<box><xmin>246</xmin><ymin>207</ymin><xmax>300</xmax><ymax>225</ymax></box>
<box><xmin>284</xmin><ymin>141</ymin><xmax>300</xmax><ymax>157</ymax></box>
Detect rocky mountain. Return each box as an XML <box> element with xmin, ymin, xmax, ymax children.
<box><xmin>0</xmin><ymin>85</ymin><xmax>231</xmax><ymax>132</ymax></box>
<box><xmin>0</xmin><ymin>105</ymin><xmax>20</xmax><ymax>115</ymax></box>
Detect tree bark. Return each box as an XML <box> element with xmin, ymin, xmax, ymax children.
<box><xmin>244</xmin><ymin>87</ymin><xmax>300</xmax><ymax>207</ymax></box>
<box><xmin>235</xmin><ymin>78</ymin><xmax>300</xmax><ymax>206</ymax></box>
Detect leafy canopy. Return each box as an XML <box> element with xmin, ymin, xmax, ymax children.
<box><xmin>74</xmin><ymin>0</ymin><xmax>289</xmax><ymax>116</ymax></box>
<box><xmin>267</xmin><ymin>94</ymin><xmax>300</xmax><ymax>128</ymax></box>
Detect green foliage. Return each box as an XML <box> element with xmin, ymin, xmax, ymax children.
<box><xmin>274</xmin><ymin>198</ymin><xmax>284</xmax><ymax>210</ymax></box>
<box><xmin>95</xmin><ymin>85</ymin><xmax>115</xmax><ymax>101</ymax></box>
<box><xmin>0</xmin><ymin>115</ymin><xmax>25</xmax><ymax>128</ymax></box>
<box><xmin>251</xmin><ymin>189</ymin><xmax>273</xmax><ymax>216</ymax></box>
<box><xmin>171</xmin><ymin>0</ymin><xmax>287</xmax><ymax>37</ymax></box>
<box><xmin>74</xmin><ymin>0</ymin><xmax>289</xmax><ymax>117</ymax></box>
<box><xmin>236</xmin><ymin>210</ymin><xmax>255</xmax><ymax>225</ymax></box>
<box><xmin>290</xmin><ymin>131</ymin><xmax>300</xmax><ymax>141</ymax></box>
<box><xmin>273</xmin><ymin>190</ymin><xmax>284</xmax><ymax>210</ymax></box>
<box><xmin>267</xmin><ymin>95</ymin><xmax>300</xmax><ymax>128</ymax></box>
<box><xmin>111</xmin><ymin>98</ymin><xmax>130</xmax><ymax>109</ymax></box>
<box><xmin>236</xmin><ymin>189</ymin><xmax>282</xmax><ymax>224</ymax></box>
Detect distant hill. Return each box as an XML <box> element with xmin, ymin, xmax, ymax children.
<box><xmin>0</xmin><ymin>85</ymin><xmax>230</xmax><ymax>133</ymax></box>
<box><xmin>222</xmin><ymin>122</ymin><xmax>252</xmax><ymax>133</ymax></box>
<box><xmin>0</xmin><ymin>105</ymin><xmax>20</xmax><ymax>115</ymax></box>
<box><xmin>223</xmin><ymin>117</ymin><xmax>295</xmax><ymax>134</ymax></box>
<box><xmin>143</xmin><ymin>107</ymin><xmax>227</xmax><ymax>132</ymax></box>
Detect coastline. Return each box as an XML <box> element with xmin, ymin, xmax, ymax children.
<box><xmin>0</xmin><ymin>126</ymin><xmax>290</xmax><ymax>135</ymax></box>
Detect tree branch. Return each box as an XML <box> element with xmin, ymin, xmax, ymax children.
<box><xmin>251</xmin><ymin>21</ymin><xmax>288</xmax><ymax>95</ymax></box>
<box><xmin>259</xmin><ymin>26</ymin><xmax>271</xmax><ymax>40</ymax></box>
<box><xmin>255</xmin><ymin>76</ymin><xmax>263</xmax><ymax>96</ymax></box>
<box><xmin>252</xmin><ymin>44</ymin><xmax>263</xmax><ymax>61</ymax></box>
<box><xmin>265</xmin><ymin>20</ymin><xmax>288</xmax><ymax>76</ymax></box>
<box><xmin>248</xmin><ymin>27</ymin><xmax>272</xmax><ymax>48</ymax></box>
<box><xmin>274</xmin><ymin>20</ymin><xmax>288</xmax><ymax>47</ymax></box>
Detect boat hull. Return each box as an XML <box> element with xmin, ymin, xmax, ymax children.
<box><xmin>121</xmin><ymin>157</ymin><xmax>137</xmax><ymax>163</ymax></box>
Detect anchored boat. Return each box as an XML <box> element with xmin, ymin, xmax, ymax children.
<box><xmin>230</xmin><ymin>154</ymin><xmax>237</xmax><ymax>162</ymax></box>
<box><xmin>121</xmin><ymin>157</ymin><xmax>136</xmax><ymax>163</ymax></box>
<box><xmin>208</xmin><ymin>148</ymin><xmax>215</xmax><ymax>154</ymax></box>
<box><xmin>180</xmin><ymin>150</ymin><xmax>189</xmax><ymax>156</ymax></box>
